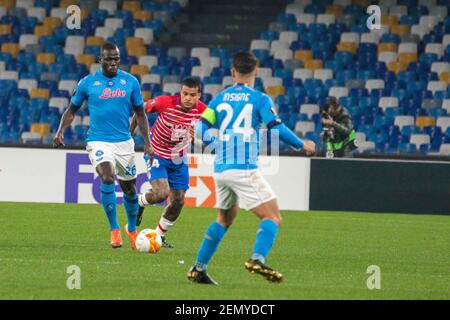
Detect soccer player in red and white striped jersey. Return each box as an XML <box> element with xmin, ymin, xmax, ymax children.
<box><xmin>131</xmin><ymin>77</ymin><xmax>206</xmax><ymax>248</ymax></box>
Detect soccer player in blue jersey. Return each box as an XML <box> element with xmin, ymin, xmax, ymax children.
<box><xmin>53</xmin><ymin>43</ymin><xmax>152</xmax><ymax>250</ymax></box>
<box><xmin>187</xmin><ymin>51</ymin><xmax>315</xmax><ymax>284</ymax></box>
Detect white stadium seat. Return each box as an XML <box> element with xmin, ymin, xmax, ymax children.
<box><xmin>328</xmin><ymin>87</ymin><xmax>349</xmax><ymax>99</ymax></box>
<box><xmin>138</xmin><ymin>56</ymin><xmax>158</xmax><ymax>69</ymax></box>
<box><xmin>379</xmin><ymin>97</ymin><xmax>399</xmax><ymax>111</ymax></box>
<box><xmin>410</xmin><ymin>134</ymin><xmax>430</xmax><ymax>148</ymax></box>
<box><xmin>293</xmin><ymin>68</ymin><xmax>313</xmax><ymax>82</ymax></box>
<box><xmin>394</xmin><ymin>115</ymin><xmax>415</xmax><ymax>130</ymax></box>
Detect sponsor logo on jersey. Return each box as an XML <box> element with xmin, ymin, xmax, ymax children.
<box><xmin>99</xmin><ymin>88</ymin><xmax>126</xmax><ymax>99</ymax></box>
<box><xmin>93</xmin><ymin>81</ymin><xmax>101</xmax><ymax>86</ymax></box>
<box><xmin>120</xmin><ymin>79</ymin><xmax>127</xmax><ymax>85</ymax></box>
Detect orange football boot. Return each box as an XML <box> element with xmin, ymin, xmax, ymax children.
<box><xmin>125</xmin><ymin>224</ymin><xmax>138</xmax><ymax>251</ymax></box>
<box><xmin>110</xmin><ymin>229</ymin><xmax>122</xmax><ymax>248</ymax></box>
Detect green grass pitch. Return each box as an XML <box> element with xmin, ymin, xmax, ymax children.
<box><xmin>0</xmin><ymin>202</ymin><xmax>449</xmax><ymax>299</ymax></box>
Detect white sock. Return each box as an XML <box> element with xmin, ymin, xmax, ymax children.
<box><xmin>138</xmin><ymin>193</ymin><xmax>149</xmax><ymax>207</ymax></box>
<box><xmin>156</xmin><ymin>216</ymin><xmax>174</xmax><ymax>237</ymax></box>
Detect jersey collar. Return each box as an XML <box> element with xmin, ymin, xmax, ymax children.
<box><xmin>96</xmin><ymin>69</ymin><xmax>121</xmax><ymax>79</ymax></box>
<box><xmin>234</xmin><ymin>83</ymin><xmax>253</xmax><ymax>88</ymax></box>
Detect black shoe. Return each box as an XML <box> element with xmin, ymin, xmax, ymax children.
<box><xmin>161</xmin><ymin>235</ymin><xmax>174</xmax><ymax>248</ymax></box>
<box><xmin>187</xmin><ymin>266</ymin><xmax>218</xmax><ymax>285</ymax></box>
<box><xmin>136</xmin><ymin>205</ymin><xmax>144</xmax><ymax>227</ymax></box>
<box><xmin>244</xmin><ymin>259</ymin><xmax>283</xmax><ymax>283</ymax></box>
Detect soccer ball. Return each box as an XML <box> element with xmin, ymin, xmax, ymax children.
<box><xmin>135</xmin><ymin>229</ymin><xmax>162</xmax><ymax>253</ymax></box>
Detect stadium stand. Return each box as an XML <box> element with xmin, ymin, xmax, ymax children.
<box><xmin>0</xmin><ymin>0</ymin><xmax>449</xmax><ymax>158</ymax></box>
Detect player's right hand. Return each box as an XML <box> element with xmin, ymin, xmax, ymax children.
<box><xmin>302</xmin><ymin>140</ymin><xmax>316</xmax><ymax>156</ymax></box>
<box><xmin>53</xmin><ymin>133</ymin><xmax>65</xmax><ymax>148</ymax></box>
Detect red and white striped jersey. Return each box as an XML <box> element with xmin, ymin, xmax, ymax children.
<box><xmin>145</xmin><ymin>95</ymin><xmax>207</xmax><ymax>160</ymax></box>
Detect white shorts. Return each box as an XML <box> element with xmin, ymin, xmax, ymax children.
<box><xmin>214</xmin><ymin>169</ymin><xmax>277</xmax><ymax>210</ymax></box>
<box><xmin>86</xmin><ymin>139</ymin><xmax>137</xmax><ymax>181</ymax></box>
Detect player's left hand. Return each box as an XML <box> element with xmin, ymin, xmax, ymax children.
<box><xmin>302</xmin><ymin>140</ymin><xmax>316</xmax><ymax>156</ymax></box>
<box><xmin>53</xmin><ymin>132</ymin><xmax>65</xmax><ymax>148</ymax></box>
<box><xmin>144</xmin><ymin>143</ymin><xmax>154</xmax><ymax>164</ymax></box>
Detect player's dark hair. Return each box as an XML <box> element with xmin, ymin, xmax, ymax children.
<box><xmin>101</xmin><ymin>42</ymin><xmax>119</xmax><ymax>54</ymax></box>
<box><xmin>182</xmin><ymin>77</ymin><xmax>201</xmax><ymax>92</ymax></box>
<box><xmin>232</xmin><ymin>51</ymin><xmax>257</xmax><ymax>75</ymax></box>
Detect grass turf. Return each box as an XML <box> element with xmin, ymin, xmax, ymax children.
<box><xmin>0</xmin><ymin>202</ymin><xmax>449</xmax><ymax>300</ymax></box>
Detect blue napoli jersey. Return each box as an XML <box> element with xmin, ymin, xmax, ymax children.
<box><xmin>70</xmin><ymin>69</ymin><xmax>144</xmax><ymax>143</ymax></box>
<box><xmin>202</xmin><ymin>83</ymin><xmax>279</xmax><ymax>172</ymax></box>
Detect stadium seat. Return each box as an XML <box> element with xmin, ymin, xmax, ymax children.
<box><xmin>378</xmin><ymin>52</ymin><xmax>398</xmax><ymax>65</ymax></box>
<box><xmin>294</xmin><ymin>121</ymin><xmax>315</xmax><ymax>136</ymax></box>
<box><xmin>0</xmin><ymin>71</ymin><xmax>19</xmax><ymax>81</ymax></box>
<box><xmin>222</xmin><ymin>76</ymin><xmax>234</xmax><ymax>87</ymax></box>
<box><xmin>427</xmin><ymin>81</ymin><xmax>447</xmax><ymax>94</ymax></box>
<box><xmin>191</xmin><ymin>66</ymin><xmax>211</xmax><ymax>79</ymax></box>
<box><xmin>431</xmin><ymin>62</ymin><xmax>450</xmax><ymax>75</ymax></box>
<box><xmin>162</xmin><ymin>83</ymin><xmax>181</xmax><ymax>96</ymax></box>
<box><xmin>250</xmin><ymin>39</ymin><xmax>270</xmax><ymax>51</ymax></box>
<box><xmin>265</xmin><ymin>86</ymin><xmax>285</xmax><ymax>99</ymax></box>
<box><xmin>410</xmin><ymin>24</ymin><xmax>429</xmax><ymax>39</ymax></box>
<box><xmin>135</xmin><ymin>28</ymin><xmax>154</xmax><ymax>45</ymax></box>
<box><xmin>58</xmin><ymin>80</ymin><xmax>77</xmax><ymax>95</ymax></box>
<box><xmin>21</xmin><ymin>131</ymin><xmax>41</xmax><ymax>143</ymax></box>
<box><xmin>314</xmin><ymin>69</ymin><xmax>333</xmax><ymax>83</ymax></box>
<box><xmin>141</xmin><ymin>74</ymin><xmax>161</xmax><ymax>85</ymax></box>
<box><xmin>262</xmin><ymin>77</ymin><xmax>283</xmax><ymax>89</ymax></box>
<box><xmin>49</xmin><ymin>97</ymin><xmax>68</xmax><ymax>113</ymax></box>
<box><xmin>294</xmin><ymin>49</ymin><xmax>313</xmax><ymax>63</ymax></box>
<box><xmin>329</xmin><ymin>87</ymin><xmax>349</xmax><ymax>99</ymax></box>
<box><xmin>394</xmin><ymin>115</ymin><xmax>415</xmax><ymax>130</ymax></box>
<box><xmin>442</xmin><ymin>100</ymin><xmax>450</xmax><ymax>114</ymax></box>
<box><xmin>30</xmin><ymin>88</ymin><xmax>49</xmax><ymax>99</ymax></box>
<box><xmin>18</xmin><ymin>79</ymin><xmax>37</xmax><ymax>94</ymax></box>
<box><xmin>130</xmin><ymin>65</ymin><xmax>149</xmax><ymax>79</ymax></box>
<box><xmin>30</xmin><ymin>123</ymin><xmax>50</xmax><ymax>138</ymax></box>
<box><xmin>436</xmin><ymin>117</ymin><xmax>450</xmax><ymax>132</ymax></box>
<box><xmin>191</xmin><ymin>47</ymin><xmax>210</xmax><ymax>60</ymax></box>
<box><xmin>416</xmin><ymin>116</ymin><xmax>436</xmax><ymax>129</ymax></box>
<box><xmin>299</xmin><ymin>104</ymin><xmax>319</xmax><ymax>119</ymax></box>
<box><xmin>201</xmin><ymin>56</ymin><xmax>221</xmax><ymax>69</ymax></box>
<box><xmin>203</xmin><ymin>84</ymin><xmax>223</xmax><ymax>97</ymax></box>
<box><xmin>439</xmin><ymin>143</ymin><xmax>450</xmax><ymax>155</ymax></box>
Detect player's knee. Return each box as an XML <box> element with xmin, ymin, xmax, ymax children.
<box><xmin>272</xmin><ymin>214</ymin><xmax>282</xmax><ymax>226</ymax></box>
<box><xmin>262</xmin><ymin>213</ymin><xmax>282</xmax><ymax>226</ymax></box>
<box><xmin>171</xmin><ymin>197</ymin><xmax>184</xmax><ymax>209</ymax></box>
<box><xmin>155</xmin><ymin>189</ymin><xmax>170</xmax><ymax>202</ymax></box>
<box><xmin>101</xmin><ymin>175</ymin><xmax>115</xmax><ymax>185</ymax></box>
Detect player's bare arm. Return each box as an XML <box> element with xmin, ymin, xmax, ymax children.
<box><xmin>133</xmin><ymin>106</ymin><xmax>153</xmax><ymax>161</ymax></box>
<box><xmin>129</xmin><ymin>113</ymin><xmax>138</xmax><ymax>134</ymax></box>
<box><xmin>53</xmin><ymin>105</ymin><xmax>78</xmax><ymax>148</ymax></box>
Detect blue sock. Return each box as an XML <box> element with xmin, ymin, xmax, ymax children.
<box><xmin>100</xmin><ymin>183</ymin><xmax>119</xmax><ymax>231</ymax></box>
<box><xmin>195</xmin><ymin>221</ymin><xmax>228</xmax><ymax>270</ymax></box>
<box><xmin>252</xmin><ymin>219</ymin><xmax>279</xmax><ymax>263</ymax></box>
<box><xmin>123</xmin><ymin>193</ymin><xmax>138</xmax><ymax>232</ymax></box>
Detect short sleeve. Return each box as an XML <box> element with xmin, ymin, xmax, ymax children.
<box><xmin>144</xmin><ymin>96</ymin><xmax>167</xmax><ymax>113</ymax></box>
<box><xmin>258</xmin><ymin>94</ymin><xmax>279</xmax><ymax>125</ymax></box>
<box><xmin>130</xmin><ymin>76</ymin><xmax>144</xmax><ymax>108</ymax></box>
<box><xmin>70</xmin><ymin>76</ymin><xmax>88</xmax><ymax>107</ymax></box>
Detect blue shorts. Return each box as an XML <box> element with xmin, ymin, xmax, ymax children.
<box><xmin>149</xmin><ymin>155</ymin><xmax>189</xmax><ymax>190</ymax></box>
